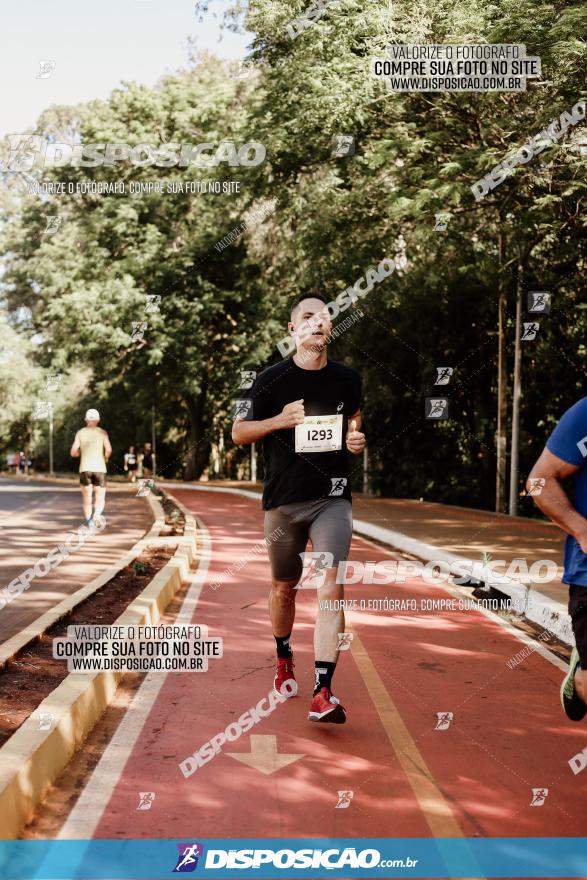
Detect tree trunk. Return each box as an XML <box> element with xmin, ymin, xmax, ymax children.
<box><xmin>183</xmin><ymin>389</ymin><xmax>210</xmax><ymax>481</ymax></box>
<box><xmin>508</xmin><ymin>248</ymin><xmax>524</xmax><ymax>516</ymax></box>
<box><xmin>495</xmin><ymin>226</ymin><xmax>508</xmax><ymax>513</ymax></box>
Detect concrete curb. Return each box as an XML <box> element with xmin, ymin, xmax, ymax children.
<box><xmin>0</xmin><ymin>496</ymin><xmax>198</xmax><ymax>840</ymax></box>
<box><xmin>163</xmin><ymin>481</ymin><xmax>263</xmax><ymax>501</ymax></box>
<box><xmin>352</xmin><ymin>518</ymin><xmax>574</xmax><ymax>647</ymax></box>
<box><xmin>167</xmin><ymin>483</ymin><xmax>573</xmax><ymax>647</ymax></box>
<box><xmin>0</xmin><ymin>473</ymin><xmax>156</xmax><ymax>488</ymax></box>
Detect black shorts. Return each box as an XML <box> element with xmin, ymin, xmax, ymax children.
<box><xmin>79</xmin><ymin>471</ymin><xmax>106</xmax><ymax>487</ymax></box>
<box><xmin>568</xmin><ymin>584</ymin><xmax>587</xmax><ymax>666</ymax></box>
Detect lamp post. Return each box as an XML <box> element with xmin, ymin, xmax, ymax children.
<box><xmin>251</xmin><ymin>444</ymin><xmax>257</xmax><ymax>482</ymax></box>
<box><xmin>151</xmin><ymin>402</ymin><xmax>157</xmax><ymax>477</ymax></box>
<box><xmin>363</xmin><ymin>446</ymin><xmax>369</xmax><ymax>494</ymax></box>
<box><xmin>508</xmin><ymin>252</ymin><xmax>523</xmax><ymax>516</ymax></box>
<box><xmin>48</xmin><ymin>401</ymin><xmax>54</xmax><ymax>476</ymax></box>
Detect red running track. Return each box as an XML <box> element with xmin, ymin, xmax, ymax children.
<box><xmin>64</xmin><ymin>489</ymin><xmax>587</xmax><ymax>845</ymax></box>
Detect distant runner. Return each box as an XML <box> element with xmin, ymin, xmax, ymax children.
<box><xmin>232</xmin><ymin>294</ymin><xmax>365</xmax><ymax>724</ymax></box>
<box><xmin>71</xmin><ymin>408</ymin><xmax>112</xmax><ymax>527</ymax></box>
<box><xmin>141</xmin><ymin>441</ymin><xmax>155</xmax><ymax>478</ymax></box>
<box><xmin>123</xmin><ymin>445</ymin><xmax>138</xmax><ymax>482</ymax></box>
<box><xmin>528</xmin><ymin>396</ymin><xmax>587</xmax><ymax>721</ymax></box>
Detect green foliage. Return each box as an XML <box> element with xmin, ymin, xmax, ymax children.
<box><xmin>0</xmin><ymin>311</ymin><xmax>42</xmax><ymax>449</ymax></box>
<box><xmin>0</xmin><ymin>0</ymin><xmax>585</xmax><ymax>507</ymax></box>
<box><xmin>244</xmin><ymin>0</ymin><xmax>586</xmax><ymax>507</ymax></box>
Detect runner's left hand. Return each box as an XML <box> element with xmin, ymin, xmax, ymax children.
<box><xmin>346</xmin><ymin>419</ymin><xmax>365</xmax><ymax>454</ymax></box>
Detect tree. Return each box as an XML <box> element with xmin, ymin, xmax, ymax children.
<box><xmin>1</xmin><ymin>55</ymin><xmax>282</xmax><ymax>479</ymax></box>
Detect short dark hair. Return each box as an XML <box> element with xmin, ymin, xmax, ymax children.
<box><xmin>290</xmin><ymin>293</ymin><xmax>328</xmax><ymax>319</ymax></box>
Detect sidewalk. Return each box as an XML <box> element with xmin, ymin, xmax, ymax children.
<box><xmin>172</xmin><ymin>481</ymin><xmax>572</xmax><ymax>646</ymax></box>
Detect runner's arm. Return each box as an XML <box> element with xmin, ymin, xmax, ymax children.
<box><xmin>232</xmin><ymin>416</ymin><xmax>281</xmax><ymax>444</ymax></box>
<box><xmin>70</xmin><ymin>431</ymin><xmax>81</xmax><ymax>458</ymax></box>
<box><xmin>103</xmin><ymin>431</ymin><xmax>112</xmax><ymax>462</ymax></box>
<box><xmin>527</xmin><ymin>448</ymin><xmax>587</xmax><ymax>551</ymax></box>
<box><xmin>232</xmin><ymin>400</ymin><xmax>305</xmax><ymax>445</ymax></box>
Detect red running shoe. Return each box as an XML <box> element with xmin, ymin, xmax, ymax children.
<box><xmin>308</xmin><ymin>687</ymin><xmax>346</xmax><ymax>724</ymax></box>
<box><xmin>274</xmin><ymin>657</ymin><xmax>298</xmax><ymax>697</ymax></box>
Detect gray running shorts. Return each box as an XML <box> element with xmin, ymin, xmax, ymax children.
<box><xmin>264</xmin><ymin>498</ymin><xmax>352</xmax><ymax>582</ymax></box>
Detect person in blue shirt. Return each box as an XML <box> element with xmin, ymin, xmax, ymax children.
<box><xmin>528</xmin><ymin>396</ymin><xmax>587</xmax><ymax>721</ymax></box>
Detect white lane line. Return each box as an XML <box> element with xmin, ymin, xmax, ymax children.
<box><xmin>57</xmin><ymin>515</ymin><xmax>211</xmax><ymax>840</ymax></box>
<box><xmin>162</xmin><ymin>481</ymin><xmax>262</xmax><ymax>501</ymax></box>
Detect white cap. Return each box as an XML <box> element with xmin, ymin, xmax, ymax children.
<box><xmin>85</xmin><ymin>408</ymin><xmax>100</xmax><ymax>421</ymax></box>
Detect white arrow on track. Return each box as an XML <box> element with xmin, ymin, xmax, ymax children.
<box><xmin>226</xmin><ymin>735</ymin><xmax>303</xmax><ymax>775</ymax></box>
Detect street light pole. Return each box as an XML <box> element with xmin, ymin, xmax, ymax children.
<box><xmin>151</xmin><ymin>402</ymin><xmax>157</xmax><ymax>477</ymax></box>
<box><xmin>48</xmin><ymin>402</ymin><xmax>54</xmax><ymax>476</ymax></box>
<box><xmin>509</xmin><ymin>255</ymin><xmax>523</xmax><ymax>516</ymax></box>
<box><xmin>363</xmin><ymin>446</ymin><xmax>369</xmax><ymax>494</ymax></box>
<box><xmin>251</xmin><ymin>444</ymin><xmax>257</xmax><ymax>482</ymax></box>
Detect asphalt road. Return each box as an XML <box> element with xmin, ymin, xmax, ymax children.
<box><xmin>0</xmin><ymin>476</ymin><xmax>153</xmax><ymax>645</ymax></box>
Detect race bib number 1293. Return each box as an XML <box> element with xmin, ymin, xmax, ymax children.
<box><xmin>295</xmin><ymin>414</ymin><xmax>343</xmax><ymax>453</ymax></box>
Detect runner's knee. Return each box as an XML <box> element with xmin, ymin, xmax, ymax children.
<box><xmin>271</xmin><ymin>579</ymin><xmax>298</xmax><ymax>602</ymax></box>
<box><xmin>316</xmin><ymin>567</ymin><xmax>342</xmax><ymax>601</ymax></box>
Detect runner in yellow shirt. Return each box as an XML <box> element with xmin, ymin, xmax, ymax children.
<box><xmin>70</xmin><ymin>408</ymin><xmax>112</xmax><ymax>526</ymax></box>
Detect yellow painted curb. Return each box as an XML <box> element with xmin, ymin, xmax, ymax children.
<box><xmin>0</xmin><ymin>500</ymin><xmax>198</xmax><ymax>840</ymax></box>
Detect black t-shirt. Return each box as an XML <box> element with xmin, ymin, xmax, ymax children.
<box><xmin>245</xmin><ymin>358</ymin><xmax>362</xmax><ymax>509</ymax></box>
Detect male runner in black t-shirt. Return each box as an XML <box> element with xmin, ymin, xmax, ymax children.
<box><xmin>232</xmin><ymin>294</ymin><xmax>365</xmax><ymax>724</ymax></box>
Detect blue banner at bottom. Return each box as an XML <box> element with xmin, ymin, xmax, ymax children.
<box><xmin>0</xmin><ymin>838</ymin><xmax>586</xmax><ymax>879</ymax></box>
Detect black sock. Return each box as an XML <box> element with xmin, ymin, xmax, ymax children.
<box><xmin>314</xmin><ymin>661</ymin><xmax>336</xmax><ymax>695</ymax></box>
<box><xmin>275</xmin><ymin>633</ymin><xmax>292</xmax><ymax>659</ymax></box>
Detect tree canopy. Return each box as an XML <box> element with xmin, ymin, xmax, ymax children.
<box><xmin>1</xmin><ymin>0</ymin><xmax>585</xmax><ymax>509</ymax></box>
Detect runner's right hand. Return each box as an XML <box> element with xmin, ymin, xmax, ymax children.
<box><xmin>278</xmin><ymin>399</ymin><xmax>305</xmax><ymax>429</ymax></box>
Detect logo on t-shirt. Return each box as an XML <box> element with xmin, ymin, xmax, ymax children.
<box><xmin>329</xmin><ymin>477</ymin><xmax>347</xmax><ymax>496</ymax></box>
